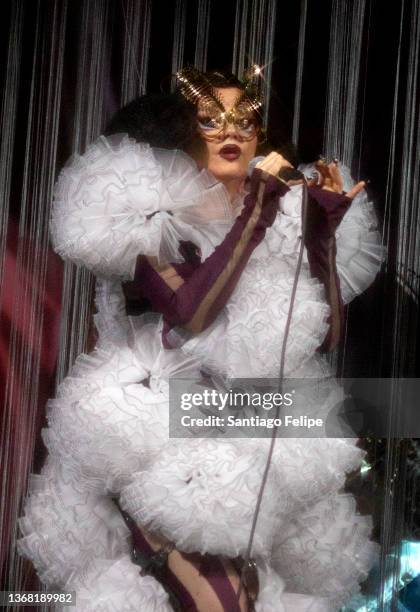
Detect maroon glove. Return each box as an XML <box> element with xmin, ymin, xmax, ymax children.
<box><xmin>123</xmin><ymin>169</ymin><xmax>289</xmax><ymax>346</ymax></box>
<box><xmin>304</xmin><ymin>186</ymin><xmax>352</xmax><ymax>352</ymax></box>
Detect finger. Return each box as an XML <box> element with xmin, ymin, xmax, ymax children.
<box><xmin>316</xmin><ymin>160</ymin><xmax>335</xmax><ymax>175</ymax></box>
<box><xmin>257</xmin><ymin>158</ymin><xmax>279</xmax><ymax>173</ymax></box>
<box><xmin>257</xmin><ymin>154</ymin><xmax>292</xmax><ymax>174</ymax></box>
<box><xmin>262</xmin><ymin>151</ymin><xmax>282</xmax><ymax>163</ymax></box>
<box><xmin>255</xmin><ymin>160</ymin><xmax>280</xmax><ymax>176</ymax></box>
<box><xmin>258</xmin><ymin>152</ymin><xmax>291</xmax><ymax>165</ymax></box>
<box><xmin>255</xmin><ymin>151</ymin><xmax>275</xmax><ymax>169</ymax></box>
<box><xmin>346</xmin><ymin>181</ymin><xmax>365</xmax><ymax>200</ymax></box>
<box><xmin>315</xmin><ymin>157</ymin><xmax>328</xmax><ymax>169</ymax></box>
<box><xmin>255</xmin><ymin>152</ymin><xmax>279</xmax><ymax>170</ymax></box>
<box><xmin>268</xmin><ymin>153</ymin><xmax>292</xmax><ymax>170</ymax></box>
<box><xmin>328</xmin><ymin>162</ymin><xmax>344</xmax><ymax>192</ymax></box>
<box><xmin>315</xmin><ymin>160</ymin><xmax>341</xmax><ymax>192</ymax></box>
<box><xmin>314</xmin><ymin>160</ymin><xmax>331</xmax><ymax>181</ymax></box>
<box><xmin>273</xmin><ymin>158</ymin><xmax>293</xmax><ymax>174</ymax></box>
<box><xmin>328</xmin><ymin>161</ymin><xmax>340</xmax><ymax>181</ymax></box>
<box><xmin>265</xmin><ymin>161</ymin><xmax>290</xmax><ymax>177</ymax></box>
<box><xmin>314</xmin><ymin>171</ymin><xmax>326</xmax><ymax>188</ymax></box>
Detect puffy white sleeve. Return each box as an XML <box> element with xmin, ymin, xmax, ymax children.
<box><xmin>299</xmin><ymin>163</ymin><xmax>386</xmax><ymax>304</ymax></box>
<box><xmin>50</xmin><ymin>134</ymin><xmax>231</xmax><ymax>280</ymax></box>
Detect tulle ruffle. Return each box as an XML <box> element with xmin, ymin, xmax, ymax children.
<box><xmin>17</xmin><ymin>459</ymin><xmax>131</xmax><ymax>588</ymax></box>
<box><xmin>120</xmin><ymin>437</ymin><xmax>281</xmax><ymax>559</ymax></box>
<box><xmin>177</xmin><ymin>261</ymin><xmax>331</xmax><ymax>379</ymax></box>
<box><xmin>120</xmin><ymin>432</ymin><xmax>364</xmax><ymax>560</ymax></box>
<box><xmin>271</xmin><ymin>491</ymin><xmax>379</xmax><ymax>608</ymax></box>
<box><xmin>20</xmin><ymin>330</ymin><xmax>374</xmax><ymax>610</ymax></box>
<box><xmin>256</xmin><ymin>563</ymin><xmax>334</xmax><ymax>612</ymax></box>
<box><xmin>59</xmin><ymin>555</ymin><xmax>172</xmax><ymax>611</ymax></box>
<box><xmin>51</xmin><ymin>135</ymin><xmax>232</xmax><ymax>279</ymax></box>
<box><xmin>43</xmin><ymin>316</ymin><xmax>202</xmax><ymax>494</ymax></box>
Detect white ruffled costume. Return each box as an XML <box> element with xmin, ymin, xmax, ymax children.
<box><xmin>18</xmin><ymin>135</ymin><xmax>384</xmax><ymax>611</ymax></box>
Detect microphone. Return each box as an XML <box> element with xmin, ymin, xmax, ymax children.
<box><xmin>248</xmin><ymin>155</ymin><xmax>305</xmax><ymax>182</ymax></box>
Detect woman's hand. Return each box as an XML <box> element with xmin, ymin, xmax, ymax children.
<box><xmin>255</xmin><ymin>151</ymin><xmax>293</xmax><ymax>177</ymax></box>
<box><xmin>309</xmin><ymin>159</ymin><xmax>366</xmax><ymax>200</ymax></box>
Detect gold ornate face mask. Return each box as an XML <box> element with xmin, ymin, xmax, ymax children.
<box><xmin>176</xmin><ymin>67</ymin><xmax>263</xmax><ymax>141</ymax></box>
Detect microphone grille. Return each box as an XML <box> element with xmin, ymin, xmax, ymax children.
<box><xmin>247</xmin><ymin>156</ymin><xmax>265</xmax><ymax>177</ymax></box>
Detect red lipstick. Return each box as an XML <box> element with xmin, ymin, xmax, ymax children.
<box><xmin>219</xmin><ymin>144</ymin><xmax>241</xmax><ymax>161</ymax></box>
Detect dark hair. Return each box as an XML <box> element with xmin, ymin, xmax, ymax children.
<box><xmin>104</xmin><ymin>71</ymin><xmax>263</xmax><ymax>145</ymax></box>
<box><xmin>104</xmin><ymin>92</ymin><xmax>199</xmax><ymax>150</ymax></box>
<box><xmin>104</xmin><ymin>73</ymin><xmax>296</xmax><ymax>163</ymax></box>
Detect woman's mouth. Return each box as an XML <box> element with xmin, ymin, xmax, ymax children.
<box><xmin>218</xmin><ymin>144</ymin><xmax>241</xmax><ymax>161</ymax></box>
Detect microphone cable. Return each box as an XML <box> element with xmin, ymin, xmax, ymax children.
<box><xmin>236</xmin><ymin>168</ymin><xmax>309</xmax><ymax>603</ymax></box>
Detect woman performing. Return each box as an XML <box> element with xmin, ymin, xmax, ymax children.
<box><xmin>18</xmin><ymin>68</ymin><xmax>384</xmax><ymax>611</ymax></box>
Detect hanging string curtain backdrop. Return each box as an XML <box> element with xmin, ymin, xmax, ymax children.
<box><xmin>1</xmin><ymin>0</ymin><xmax>419</xmax><ymax>607</ymax></box>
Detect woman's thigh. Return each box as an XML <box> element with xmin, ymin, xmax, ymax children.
<box><xmin>166</xmin><ymin>549</ymin><xmax>249</xmax><ymax>612</ymax></box>
<box><xmin>132</xmin><ymin>521</ymin><xmax>250</xmax><ymax>611</ymax></box>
